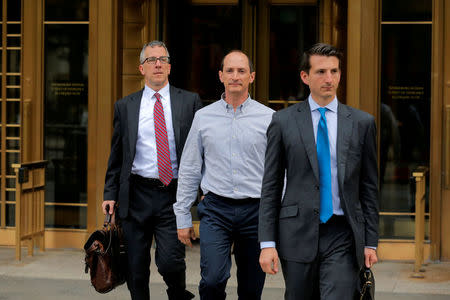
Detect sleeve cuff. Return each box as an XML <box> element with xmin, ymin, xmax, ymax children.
<box><xmin>260</xmin><ymin>241</ymin><xmax>276</xmax><ymax>249</ymax></box>
<box><xmin>176</xmin><ymin>213</ymin><xmax>193</xmax><ymax>229</ymax></box>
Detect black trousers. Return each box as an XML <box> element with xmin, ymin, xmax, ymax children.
<box><xmin>197</xmin><ymin>192</ymin><xmax>266</xmax><ymax>300</ymax></box>
<box><xmin>281</xmin><ymin>215</ymin><xmax>358</xmax><ymax>300</ymax></box>
<box><xmin>122</xmin><ymin>175</ymin><xmax>190</xmax><ymax>300</ymax></box>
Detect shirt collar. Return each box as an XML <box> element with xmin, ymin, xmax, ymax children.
<box><xmin>144</xmin><ymin>83</ymin><xmax>170</xmax><ymax>101</ymax></box>
<box><xmin>220</xmin><ymin>93</ymin><xmax>252</xmax><ymax>113</ymax></box>
<box><xmin>308</xmin><ymin>95</ymin><xmax>338</xmax><ymax>113</ymax></box>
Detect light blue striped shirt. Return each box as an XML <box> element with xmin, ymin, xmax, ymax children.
<box><xmin>174</xmin><ymin>95</ymin><xmax>274</xmax><ymax>229</ymax></box>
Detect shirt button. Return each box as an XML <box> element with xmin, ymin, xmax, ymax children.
<box><xmin>232</xmin><ymin>153</ymin><xmax>236</xmax><ymax>156</ymax></box>
<box><xmin>315</xmin><ymin>185</ymin><xmax>319</xmax><ymax>190</ymax></box>
<box><xmin>234</xmin><ymin>187</ymin><xmax>238</xmax><ymax>191</ymax></box>
<box><xmin>314</xmin><ymin>208</ymin><xmax>319</xmax><ymax>215</ymax></box>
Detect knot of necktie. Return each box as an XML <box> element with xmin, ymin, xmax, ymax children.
<box><xmin>318</xmin><ymin>107</ymin><xmax>327</xmax><ymax>118</ymax></box>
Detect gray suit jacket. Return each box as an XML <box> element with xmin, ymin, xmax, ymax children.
<box><xmin>103</xmin><ymin>85</ymin><xmax>202</xmax><ymax>219</ymax></box>
<box><xmin>258</xmin><ymin>100</ymin><xmax>378</xmax><ymax>268</ymax></box>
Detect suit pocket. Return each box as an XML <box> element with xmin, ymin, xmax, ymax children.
<box><xmin>196</xmin><ymin>195</ymin><xmax>209</xmax><ymax>220</ymax></box>
<box><xmin>196</xmin><ymin>200</ymin><xmax>204</xmax><ymax>220</ymax></box>
<box><xmin>279</xmin><ymin>205</ymin><xmax>298</xmax><ymax>219</ymax></box>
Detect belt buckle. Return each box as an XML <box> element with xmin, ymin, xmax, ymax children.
<box><xmin>157</xmin><ymin>180</ymin><xmax>166</xmax><ymax>188</ymax></box>
<box><xmin>151</xmin><ymin>178</ymin><xmax>166</xmax><ymax>188</ymax></box>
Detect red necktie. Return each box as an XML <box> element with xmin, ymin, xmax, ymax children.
<box><xmin>153</xmin><ymin>92</ymin><xmax>173</xmax><ymax>186</ymax></box>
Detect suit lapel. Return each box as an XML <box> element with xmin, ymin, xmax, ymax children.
<box><xmin>294</xmin><ymin>101</ymin><xmax>319</xmax><ymax>182</ymax></box>
<box><xmin>127</xmin><ymin>89</ymin><xmax>143</xmax><ymax>159</ymax></box>
<box><xmin>336</xmin><ymin>103</ymin><xmax>353</xmax><ymax>190</ymax></box>
<box><xmin>169</xmin><ymin>86</ymin><xmax>182</xmax><ymax>151</ymax></box>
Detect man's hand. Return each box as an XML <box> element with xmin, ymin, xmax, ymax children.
<box><xmin>102</xmin><ymin>200</ymin><xmax>116</xmax><ymax>215</ymax></box>
<box><xmin>177</xmin><ymin>227</ymin><xmax>196</xmax><ymax>248</ymax></box>
<box><xmin>259</xmin><ymin>247</ymin><xmax>279</xmax><ymax>275</ymax></box>
<box><xmin>364</xmin><ymin>248</ymin><xmax>378</xmax><ymax>268</ymax></box>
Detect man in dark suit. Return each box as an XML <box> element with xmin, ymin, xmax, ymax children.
<box><xmin>258</xmin><ymin>43</ymin><xmax>379</xmax><ymax>300</ymax></box>
<box><xmin>102</xmin><ymin>40</ymin><xmax>202</xmax><ymax>300</ymax></box>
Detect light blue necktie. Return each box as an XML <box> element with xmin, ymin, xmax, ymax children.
<box><xmin>317</xmin><ymin>107</ymin><xmax>333</xmax><ymax>223</ymax></box>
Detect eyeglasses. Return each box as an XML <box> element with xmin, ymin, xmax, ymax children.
<box><xmin>142</xmin><ymin>56</ymin><xmax>170</xmax><ymax>65</ymax></box>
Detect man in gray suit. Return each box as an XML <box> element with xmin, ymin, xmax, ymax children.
<box><xmin>102</xmin><ymin>41</ymin><xmax>201</xmax><ymax>300</ymax></box>
<box><xmin>258</xmin><ymin>43</ymin><xmax>379</xmax><ymax>299</ymax></box>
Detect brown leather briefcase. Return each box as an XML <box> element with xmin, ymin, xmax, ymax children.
<box><xmin>84</xmin><ymin>206</ymin><xmax>127</xmax><ymax>293</ymax></box>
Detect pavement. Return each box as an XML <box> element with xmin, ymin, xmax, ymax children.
<box><xmin>0</xmin><ymin>244</ymin><xmax>450</xmax><ymax>299</ymax></box>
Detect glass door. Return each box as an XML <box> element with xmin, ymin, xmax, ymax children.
<box><xmin>43</xmin><ymin>0</ymin><xmax>89</xmax><ymax>229</ymax></box>
<box><xmin>160</xmin><ymin>0</ymin><xmax>320</xmax><ymax>106</ymax></box>
<box><xmin>378</xmin><ymin>0</ymin><xmax>432</xmax><ymax>241</ymax></box>
<box><xmin>262</xmin><ymin>3</ymin><xmax>319</xmax><ymax>110</ymax></box>
<box><xmin>161</xmin><ymin>0</ymin><xmax>242</xmax><ymax>104</ymax></box>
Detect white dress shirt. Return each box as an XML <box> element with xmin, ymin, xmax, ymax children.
<box><xmin>131</xmin><ymin>83</ymin><xmax>179</xmax><ymax>179</ymax></box>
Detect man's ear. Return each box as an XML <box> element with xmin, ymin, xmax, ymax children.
<box><xmin>249</xmin><ymin>72</ymin><xmax>255</xmax><ymax>84</ymax></box>
<box><xmin>300</xmin><ymin>70</ymin><xmax>309</xmax><ymax>86</ymax></box>
<box><xmin>139</xmin><ymin>64</ymin><xmax>145</xmax><ymax>75</ymax></box>
<box><xmin>218</xmin><ymin>70</ymin><xmax>224</xmax><ymax>83</ymax></box>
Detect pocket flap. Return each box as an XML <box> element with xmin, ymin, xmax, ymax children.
<box><xmin>279</xmin><ymin>205</ymin><xmax>298</xmax><ymax>219</ymax></box>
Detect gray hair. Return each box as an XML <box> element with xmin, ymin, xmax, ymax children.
<box><xmin>139</xmin><ymin>40</ymin><xmax>170</xmax><ymax>64</ymax></box>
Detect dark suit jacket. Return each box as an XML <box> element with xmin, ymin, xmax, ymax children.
<box><xmin>104</xmin><ymin>85</ymin><xmax>202</xmax><ymax>219</ymax></box>
<box><xmin>258</xmin><ymin>100</ymin><xmax>379</xmax><ymax>268</ymax></box>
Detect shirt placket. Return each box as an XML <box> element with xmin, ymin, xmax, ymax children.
<box><xmin>230</xmin><ymin>108</ymin><xmax>239</xmax><ymax>196</ymax></box>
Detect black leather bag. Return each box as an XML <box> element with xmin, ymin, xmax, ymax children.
<box><xmin>84</xmin><ymin>206</ymin><xmax>127</xmax><ymax>293</ymax></box>
<box><xmin>356</xmin><ymin>267</ymin><xmax>375</xmax><ymax>300</ymax></box>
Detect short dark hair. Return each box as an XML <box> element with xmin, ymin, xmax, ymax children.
<box><xmin>300</xmin><ymin>43</ymin><xmax>343</xmax><ymax>73</ymax></box>
<box><xmin>220</xmin><ymin>50</ymin><xmax>254</xmax><ymax>73</ymax></box>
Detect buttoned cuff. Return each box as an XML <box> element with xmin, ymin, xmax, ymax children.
<box><xmin>365</xmin><ymin>246</ymin><xmax>377</xmax><ymax>250</ymax></box>
<box><xmin>260</xmin><ymin>241</ymin><xmax>276</xmax><ymax>249</ymax></box>
<box><xmin>176</xmin><ymin>213</ymin><xmax>193</xmax><ymax>229</ymax></box>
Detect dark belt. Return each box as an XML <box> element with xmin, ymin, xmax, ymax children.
<box><xmin>320</xmin><ymin>214</ymin><xmax>347</xmax><ymax>226</ymax></box>
<box><xmin>130</xmin><ymin>174</ymin><xmax>177</xmax><ymax>190</ymax></box>
<box><xmin>207</xmin><ymin>192</ymin><xmax>259</xmax><ymax>204</ymax></box>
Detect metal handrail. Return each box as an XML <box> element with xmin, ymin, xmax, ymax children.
<box><xmin>12</xmin><ymin>160</ymin><xmax>48</xmax><ymax>260</ymax></box>
<box><xmin>411</xmin><ymin>166</ymin><xmax>429</xmax><ymax>278</ymax></box>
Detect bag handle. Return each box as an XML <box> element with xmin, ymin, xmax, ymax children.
<box><xmin>99</xmin><ymin>204</ymin><xmax>116</xmax><ymax>255</ymax></box>
<box><xmin>104</xmin><ymin>204</ymin><xmax>116</xmax><ymax>227</ymax></box>
<box><xmin>359</xmin><ymin>267</ymin><xmax>374</xmax><ymax>300</ymax></box>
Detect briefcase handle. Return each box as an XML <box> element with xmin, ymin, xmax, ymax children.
<box><xmin>99</xmin><ymin>204</ymin><xmax>117</xmax><ymax>254</ymax></box>
<box><xmin>104</xmin><ymin>204</ymin><xmax>116</xmax><ymax>226</ymax></box>
<box><xmin>359</xmin><ymin>267</ymin><xmax>374</xmax><ymax>300</ymax></box>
